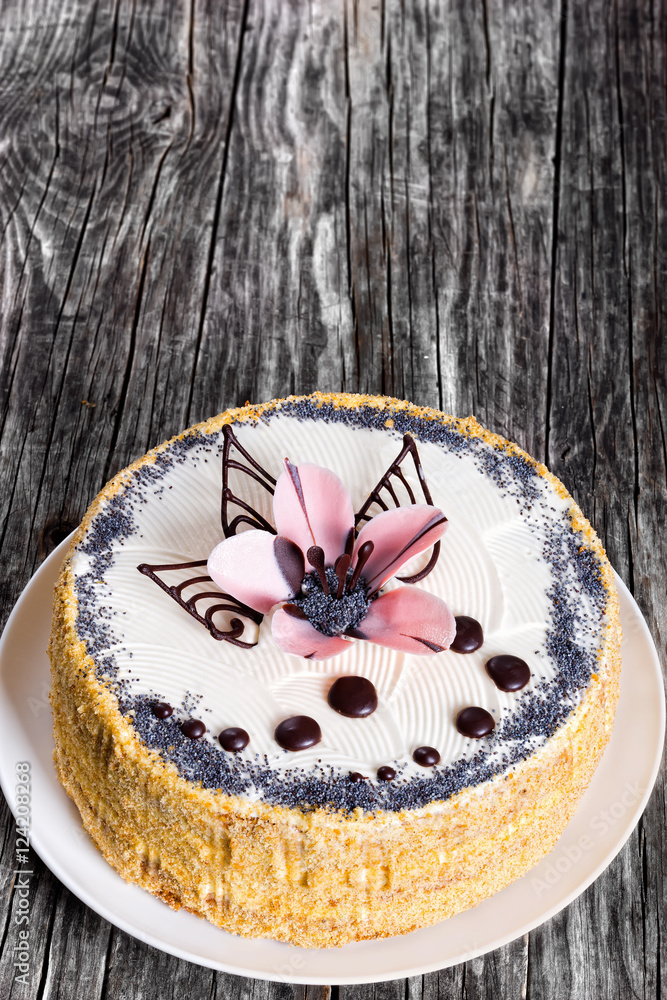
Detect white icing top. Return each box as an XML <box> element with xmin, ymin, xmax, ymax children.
<box><xmin>71</xmin><ymin>412</ymin><xmax>601</xmax><ymax>791</ymax></box>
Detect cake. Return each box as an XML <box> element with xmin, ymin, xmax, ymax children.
<box><xmin>49</xmin><ymin>392</ymin><xmax>621</xmax><ymax>948</ymax></box>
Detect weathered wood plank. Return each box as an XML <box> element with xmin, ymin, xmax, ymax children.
<box><xmin>426</xmin><ymin>0</ymin><xmax>560</xmax><ymax>461</ymax></box>
<box><xmin>31</xmin><ymin>888</ymin><xmax>111</xmax><ymax>1000</ymax></box>
<box><xmin>188</xmin><ymin>0</ymin><xmax>355</xmax><ymax>419</ymax></box>
<box><xmin>0</xmin><ymin>0</ymin><xmax>251</xmax><ymax>997</ymax></box>
<box><xmin>0</xmin><ymin>0</ymin><xmax>663</xmax><ymax>996</ymax></box>
<box><xmin>619</xmin><ymin>5</ymin><xmax>667</xmax><ymax>1000</ymax></box>
<box><xmin>531</xmin><ymin>0</ymin><xmax>666</xmax><ymax>997</ymax></box>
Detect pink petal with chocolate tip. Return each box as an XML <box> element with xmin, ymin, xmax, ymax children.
<box><xmin>350</xmin><ymin>587</ymin><xmax>456</xmax><ymax>654</ymax></box>
<box><xmin>207</xmin><ymin>531</ymin><xmax>300</xmax><ymax>615</ymax></box>
<box><xmin>353</xmin><ymin>505</ymin><xmax>448</xmax><ymax>593</ymax></box>
<box><xmin>273</xmin><ymin>462</ymin><xmax>355</xmax><ymax>568</ymax></box>
<box><xmin>272</xmin><ymin>606</ymin><xmax>353</xmax><ymax>660</ymax></box>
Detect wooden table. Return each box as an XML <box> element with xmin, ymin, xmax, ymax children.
<box><xmin>0</xmin><ymin>0</ymin><xmax>664</xmax><ymax>996</ymax></box>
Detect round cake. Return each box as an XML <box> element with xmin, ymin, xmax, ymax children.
<box><xmin>49</xmin><ymin>392</ymin><xmax>621</xmax><ymax>947</ymax></box>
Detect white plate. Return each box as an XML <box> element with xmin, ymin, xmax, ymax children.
<box><xmin>0</xmin><ymin>539</ymin><xmax>663</xmax><ymax>984</ymax></box>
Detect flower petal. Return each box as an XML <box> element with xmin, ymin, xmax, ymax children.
<box><xmin>273</xmin><ymin>461</ymin><xmax>355</xmax><ymax>569</ymax></box>
<box><xmin>272</xmin><ymin>606</ymin><xmax>354</xmax><ymax>660</ymax></box>
<box><xmin>353</xmin><ymin>505</ymin><xmax>448</xmax><ymax>593</ymax></box>
<box><xmin>349</xmin><ymin>587</ymin><xmax>456</xmax><ymax>654</ymax></box>
<box><xmin>207</xmin><ymin>532</ymin><xmax>303</xmax><ymax>614</ymax></box>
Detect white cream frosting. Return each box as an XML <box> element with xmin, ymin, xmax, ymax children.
<box><xmin>71</xmin><ymin>413</ymin><xmax>598</xmax><ymax>785</ymax></box>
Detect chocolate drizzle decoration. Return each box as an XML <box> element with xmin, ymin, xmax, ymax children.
<box><xmin>355</xmin><ymin>433</ymin><xmax>444</xmax><ymax>584</ymax></box>
<box><xmin>137</xmin><ymin>560</ymin><xmax>262</xmax><ymax>647</ymax></box>
<box><xmin>221</xmin><ymin>423</ymin><xmax>277</xmax><ymax>536</ymax></box>
<box><xmin>136</xmin><ymin>425</ymin><xmax>279</xmax><ymax>645</ymax></box>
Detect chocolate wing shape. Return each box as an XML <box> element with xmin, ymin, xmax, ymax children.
<box><xmin>138</xmin><ymin>424</ymin><xmax>280</xmax><ymax>644</ymax></box>
<box><xmin>354</xmin><ymin>434</ymin><xmax>443</xmax><ymax>584</ymax></box>
<box><xmin>221</xmin><ymin>423</ymin><xmax>277</xmax><ymax>537</ymax></box>
<box><xmin>137</xmin><ymin>560</ymin><xmax>262</xmax><ymax>648</ymax></box>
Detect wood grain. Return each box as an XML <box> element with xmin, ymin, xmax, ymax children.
<box><xmin>0</xmin><ymin>0</ymin><xmax>663</xmax><ymax>997</ymax></box>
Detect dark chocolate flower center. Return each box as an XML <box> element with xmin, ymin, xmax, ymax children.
<box><xmin>292</xmin><ymin>568</ymin><xmax>373</xmax><ymax>637</ymax></box>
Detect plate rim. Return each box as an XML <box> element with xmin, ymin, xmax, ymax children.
<box><xmin>0</xmin><ymin>539</ymin><xmax>663</xmax><ymax>984</ymax></box>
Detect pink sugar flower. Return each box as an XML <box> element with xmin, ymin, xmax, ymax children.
<box><xmin>207</xmin><ymin>460</ymin><xmax>456</xmax><ymax>660</ymax></box>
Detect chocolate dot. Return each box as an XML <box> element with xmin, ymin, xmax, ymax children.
<box><xmin>486</xmin><ymin>654</ymin><xmax>531</xmax><ymax>692</ymax></box>
<box><xmin>275</xmin><ymin>715</ymin><xmax>322</xmax><ymax>751</ymax></box>
<box><xmin>377</xmin><ymin>765</ymin><xmax>396</xmax><ymax>782</ymax></box>
<box><xmin>181</xmin><ymin>718</ymin><xmax>206</xmax><ymax>739</ymax></box>
<box><xmin>328</xmin><ymin>676</ymin><xmax>378</xmax><ymax>718</ymax></box>
<box><xmin>349</xmin><ymin>771</ymin><xmax>366</xmax><ymax>783</ymax></box>
<box><xmin>451</xmin><ymin>616</ymin><xmax>484</xmax><ymax>653</ymax></box>
<box><xmin>152</xmin><ymin>702</ymin><xmax>173</xmax><ymax>719</ymax></box>
<box><xmin>413</xmin><ymin>745</ymin><xmax>441</xmax><ymax>767</ymax></box>
<box><xmin>219</xmin><ymin>727</ymin><xmax>250</xmax><ymax>751</ymax></box>
<box><xmin>456</xmin><ymin>706</ymin><xmax>495</xmax><ymax>739</ymax></box>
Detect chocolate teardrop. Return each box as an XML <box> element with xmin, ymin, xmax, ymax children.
<box><xmin>219</xmin><ymin>727</ymin><xmax>250</xmax><ymax>751</ymax></box>
<box><xmin>485</xmin><ymin>654</ymin><xmax>531</xmax><ymax>692</ymax></box>
<box><xmin>455</xmin><ymin>706</ymin><xmax>495</xmax><ymax>739</ymax></box>
<box><xmin>328</xmin><ymin>676</ymin><xmax>378</xmax><ymax>718</ymax></box>
<box><xmin>152</xmin><ymin>702</ymin><xmax>173</xmax><ymax>719</ymax></box>
<box><xmin>181</xmin><ymin>718</ymin><xmax>206</xmax><ymax>739</ymax></box>
<box><xmin>413</xmin><ymin>745</ymin><xmax>440</xmax><ymax>767</ymax></box>
<box><xmin>451</xmin><ymin>616</ymin><xmax>484</xmax><ymax>653</ymax></box>
<box><xmin>275</xmin><ymin>715</ymin><xmax>322</xmax><ymax>751</ymax></box>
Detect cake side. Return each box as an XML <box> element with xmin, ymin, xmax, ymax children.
<box><xmin>49</xmin><ymin>392</ymin><xmax>622</xmax><ymax>946</ymax></box>
<box><xmin>50</xmin><ymin>547</ymin><xmax>620</xmax><ymax>946</ymax></box>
